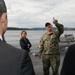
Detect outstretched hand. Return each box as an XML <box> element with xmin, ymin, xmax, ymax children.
<box><xmin>53</xmin><ymin>17</ymin><xmax>58</xmax><ymax>24</ymax></box>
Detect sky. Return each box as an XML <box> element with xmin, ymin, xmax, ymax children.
<box><xmin>5</xmin><ymin>0</ymin><xmax>75</xmax><ymax>28</ymax></box>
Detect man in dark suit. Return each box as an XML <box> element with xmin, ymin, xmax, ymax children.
<box><xmin>0</xmin><ymin>0</ymin><xmax>35</xmax><ymax>75</ymax></box>
<box><xmin>60</xmin><ymin>44</ymin><xmax>75</xmax><ymax>75</ymax></box>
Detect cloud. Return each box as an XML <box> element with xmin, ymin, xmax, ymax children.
<box><xmin>5</xmin><ymin>0</ymin><xmax>75</xmax><ymax>28</ymax></box>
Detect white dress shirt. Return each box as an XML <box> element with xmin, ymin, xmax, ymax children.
<box><xmin>0</xmin><ymin>35</ymin><xmax>3</xmax><ymax>41</ymax></box>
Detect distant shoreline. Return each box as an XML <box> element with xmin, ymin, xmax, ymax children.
<box><xmin>7</xmin><ymin>27</ymin><xmax>75</xmax><ymax>30</ymax></box>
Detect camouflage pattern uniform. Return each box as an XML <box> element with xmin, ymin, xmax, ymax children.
<box><xmin>39</xmin><ymin>23</ymin><xmax>64</xmax><ymax>75</ymax></box>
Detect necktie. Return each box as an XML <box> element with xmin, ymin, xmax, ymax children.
<box><xmin>2</xmin><ymin>35</ymin><xmax>6</xmax><ymax>42</ymax></box>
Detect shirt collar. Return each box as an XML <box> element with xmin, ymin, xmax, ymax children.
<box><xmin>47</xmin><ymin>32</ymin><xmax>53</xmax><ymax>36</ymax></box>
<box><xmin>0</xmin><ymin>35</ymin><xmax>3</xmax><ymax>41</ymax></box>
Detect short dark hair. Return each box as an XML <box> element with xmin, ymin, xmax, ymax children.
<box><xmin>45</xmin><ymin>22</ymin><xmax>51</xmax><ymax>27</ymax></box>
<box><xmin>0</xmin><ymin>0</ymin><xmax>7</xmax><ymax>17</ymax></box>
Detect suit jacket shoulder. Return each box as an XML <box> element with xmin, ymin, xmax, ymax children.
<box><xmin>60</xmin><ymin>44</ymin><xmax>75</xmax><ymax>75</ymax></box>
<box><xmin>0</xmin><ymin>41</ymin><xmax>35</xmax><ymax>75</ymax></box>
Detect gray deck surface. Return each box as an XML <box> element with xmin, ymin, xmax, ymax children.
<box><xmin>30</xmin><ymin>53</ymin><xmax>65</xmax><ymax>75</ymax></box>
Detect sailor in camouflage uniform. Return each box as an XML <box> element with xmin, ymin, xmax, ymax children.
<box><xmin>38</xmin><ymin>17</ymin><xmax>64</xmax><ymax>75</ymax></box>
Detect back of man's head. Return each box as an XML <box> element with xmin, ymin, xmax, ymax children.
<box><xmin>0</xmin><ymin>0</ymin><xmax>7</xmax><ymax>17</ymax></box>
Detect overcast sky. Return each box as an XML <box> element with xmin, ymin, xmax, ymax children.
<box><xmin>5</xmin><ymin>0</ymin><xmax>75</xmax><ymax>28</ymax></box>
